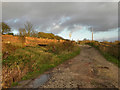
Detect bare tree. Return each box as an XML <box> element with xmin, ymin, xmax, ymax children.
<box><xmin>19</xmin><ymin>28</ymin><xmax>26</xmax><ymax>36</ymax></box>
<box><xmin>24</xmin><ymin>21</ymin><xmax>33</xmax><ymax>36</ymax></box>
<box><xmin>31</xmin><ymin>30</ymin><xmax>38</xmax><ymax>37</ymax></box>
<box><xmin>19</xmin><ymin>28</ymin><xmax>22</xmax><ymax>36</ymax></box>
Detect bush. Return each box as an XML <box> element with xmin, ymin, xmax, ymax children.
<box><xmin>47</xmin><ymin>41</ymin><xmax>75</xmax><ymax>54</ymax></box>
<box><xmin>8</xmin><ymin>33</ymin><xmax>14</xmax><ymax>35</ymax></box>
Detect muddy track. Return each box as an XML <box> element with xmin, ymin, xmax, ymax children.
<box><xmin>15</xmin><ymin>45</ymin><xmax>119</xmax><ymax>88</ymax></box>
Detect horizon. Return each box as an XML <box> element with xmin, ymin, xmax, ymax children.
<box><xmin>2</xmin><ymin>2</ymin><xmax>119</xmax><ymax>42</ymax></box>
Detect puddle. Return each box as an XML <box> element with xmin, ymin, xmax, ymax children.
<box><xmin>98</xmin><ymin>66</ymin><xmax>109</xmax><ymax>69</ymax></box>
<box><xmin>30</xmin><ymin>74</ymin><xmax>50</xmax><ymax>88</ymax></box>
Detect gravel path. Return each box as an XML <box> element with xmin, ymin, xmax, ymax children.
<box><xmin>39</xmin><ymin>45</ymin><xmax>119</xmax><ymax>88</ymax></box>
<box><xmin>15</xmin><ymin>45</ymin><xmax>119</xmax><ymax>88</ymax></box>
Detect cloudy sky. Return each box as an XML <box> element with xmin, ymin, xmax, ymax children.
<box><xmin>2</xmin><ymin>2</ymin><xmax>118</xmax><ymax>41</ymax></box>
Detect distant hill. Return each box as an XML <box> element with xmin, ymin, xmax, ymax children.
<box><xmin>7</xmin><ymin>32</ymin><xmax>64</xmax><ymax>40</ymax></box>
<box><xmin>37</xmin><ymin>32</ymin><xmax>64</xmax><ymax>40</ymax></box>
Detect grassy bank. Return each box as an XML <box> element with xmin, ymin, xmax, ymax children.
<box><xmin>87</xmin><ymin>42</ymin><xmax>119</xmax><ymax>67</ymax></box>
<box><xmin>2</xmin><ymin>41</ymin><xmax>80</xmax><ymax>88</ymax></box>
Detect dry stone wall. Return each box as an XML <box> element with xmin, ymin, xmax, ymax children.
<box><xmin>2</xmin><ymin>35</ymin><xmax>65</xmax><ymax>46</ymax></box>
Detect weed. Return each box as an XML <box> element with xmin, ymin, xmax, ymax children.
<box><xmin>11</xmin><ymin>82</ymin><xmax>19</xmax><ymax>87</ymax></box>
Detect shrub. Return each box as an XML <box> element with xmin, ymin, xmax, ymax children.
<box><xmin>47</xmin><ymin>41</ymin><xmax>75</xmax><ymax>54</ymax></box>
<box><xmin>8</xmin><ymin>33</ymin><xmax>14</xmax><ymax>35</ymax></box>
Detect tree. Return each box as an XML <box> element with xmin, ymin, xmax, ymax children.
<box><xmin>24</xmin><ymin>21</ymin><xmax>34</xmax><ymax>36</ymax></box>
<box><xmin>19</xmin><ymin>28</ymin><xmax>22</xmax><ymax>36</ymax></box>
<box><xmin>83</xmin><ymin>38</ymin><xmax>87</xmax><ymax>41</ymax></box>
<box><xmin>31</xmin><ymin>30</ymin><xmax>38</xmax><ymax>37</ymax></box>
<box><xmin>1</xmin><ymin>22</ymin><xmax>11</xmax><ymax>34</ymax></box>
<box><xmin>18</xmin><ymin>28</ymin><xmax>26</xmax><ymax>36</ymax></box>
<box><xmin>8</xmin><ymin>33</ymin><xmax>14</xmax><ymax>35</ymax></box>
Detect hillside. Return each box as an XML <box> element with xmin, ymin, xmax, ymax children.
<box><xmin>37</xmin><ymin>32</ymin><xmax>64</xmax><ymax>40</ymax></box>
<box><xmin>2</xmin><ymin>34</ymin><xmax>80</xmax><ymax>88</ymax></box>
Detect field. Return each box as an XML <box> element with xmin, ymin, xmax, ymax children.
<box><xmin>2</xmin><ymin>36</ymin><xmax>80</xmax><ymax>88</ymax></box>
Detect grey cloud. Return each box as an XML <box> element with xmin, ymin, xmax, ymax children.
<box><xmin>2</xmin><ymin>2</ymin><xmax>118</xmax><ymax>34</ymax></box>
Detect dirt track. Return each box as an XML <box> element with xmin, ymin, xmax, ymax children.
<box><xmin>16</xmin><ymin>45</ymin><xmax>119</xmax><ymax>88</ymax></box>
<box><xmin>40</xmin><ymin>45</ymin><xmax>119</xmax><ymax>88</ymax></box>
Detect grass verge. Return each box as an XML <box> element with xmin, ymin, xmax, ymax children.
<box><xmin>21</xmin><ymin>46</ymin><xmax>80</xmax><ymax>81</ymax></box>
<box><xmin>100</xmin><ymin>51</ymin><xmax>119</xmax><ymax>67</ymax></box>
<box><xmin>87</xmin><ymin>43</ymin><xmax>119</xmax><ymax>67</ymax></box>
<box><xmin>3</xmin><ymin>42</ymin><xmax>80</xmax><ymax>88</ymax></box>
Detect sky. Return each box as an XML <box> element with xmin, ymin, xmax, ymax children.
<box><xmin>2</xmin><ymin>2</ymin><xmax>119</xmax><ymax>41</ymax></box>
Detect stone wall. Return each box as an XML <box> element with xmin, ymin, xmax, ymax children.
<box><xmin>2</xmin><ymin>35</ymin><xmax>25</xmax><ymax>44</ymax></box>
<box><xmin>2</xmin><ymin>35</ymin><xmax>65</xmax><ymax>46</ymax></box>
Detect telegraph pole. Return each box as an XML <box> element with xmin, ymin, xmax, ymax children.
<box><xmin>69</xmin><ymin>32</ymin><xmax>72</xmax><ymax>40</ymax></box>
<box><xmin>92</xmin><ymin>27</ymin><xmax>93</xmax><ymax>41</ymax></box>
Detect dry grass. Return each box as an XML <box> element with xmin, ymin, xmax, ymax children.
<box><xmin>2</xmin><ymin>41</ymin><xmax>80</xmax><ymax>88</ymax></box>
<box><xmin>87</xmin><ymin>41</ymin><xmax>120</xmax><ymax>67</ymax></box>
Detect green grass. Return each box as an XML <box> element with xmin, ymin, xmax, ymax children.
<box><xmin>11</xmin><ymin>82</ymin><xmax>19</xmax><ymax>87</ymax></box>
<box><xmin>21</xmin><ymin>46</ymin><xmax>80</xmax><ymax>80</ymax></box>
<box><xmin>100</xmin><ymin>51</ymin><xmax>120</xmax><ymax>67</ymax></box>
<box><xmin>21</xmin><ymin>64</ymin><xmax>55</xmax><ymax>80</ymax></box>
<box><xmin>57</xmin><ymin>47</ymin><xmax>80</xmax><ymax>64</ymax></box>
<box><xmin>3</xmin><ymin>42</ymin><xmax>80</xmax><ymax>87</ymax></box>
<box><xmin>87</xmin><ymin>43</ymin><xmax>120</xmax><ymax>67</ymax></box>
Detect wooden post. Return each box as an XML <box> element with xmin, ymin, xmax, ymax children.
<box><xmin>69</xmin><ymin>32</ymin><xmax>72</xmax><ymax>40</ymax></box>
<box><xmin>92</xmin><ymin>27</ymin><xmax>93</xmax><ymax>41</ymax></box>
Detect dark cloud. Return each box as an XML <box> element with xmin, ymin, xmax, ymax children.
<box><xmin>97</xmin><ymin>36</ymin><xmax>119</xmax><ymax>42</ymax></box>
<box><xmin>2</xmin><ymin>2</ymin><xmax>118</xmax><ymax>34</ymax></box>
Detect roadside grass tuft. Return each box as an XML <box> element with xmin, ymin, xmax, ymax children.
<box><xmin>11</xmin><ymin>82</ymin><xmax>19</xmax><ymax>87</ymax></box>
<box><xmin>101</xmin><ymin>52</ymin><xmax>120</xmax><ymax>67</ymax></box>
